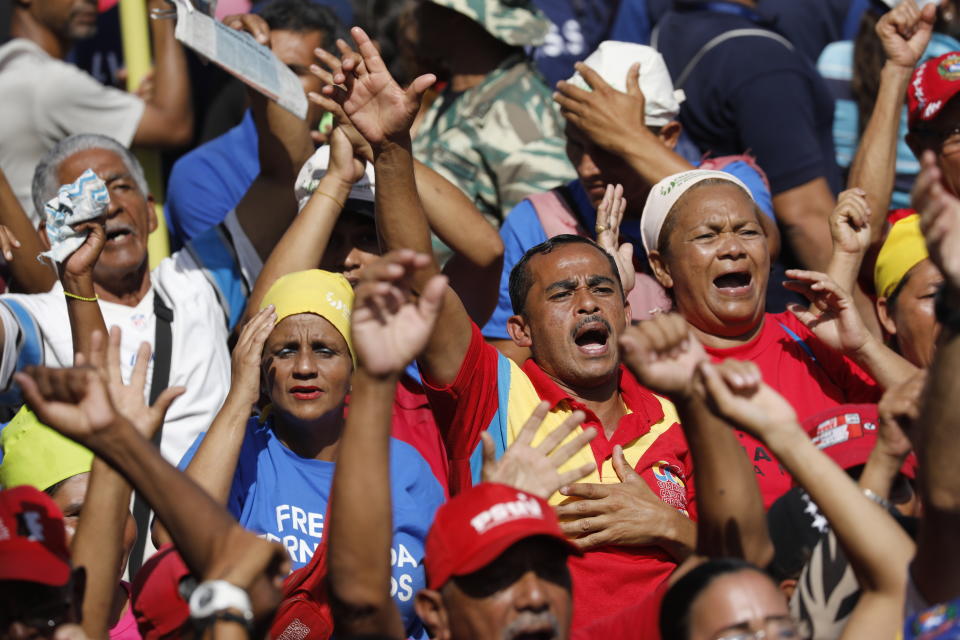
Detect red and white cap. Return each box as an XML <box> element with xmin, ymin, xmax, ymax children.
<box><xmin>802</xmin><ymin>404</ymin><xmax>917</xmax><ymax>479</ymax></box>
<box><xmin>424</xmin><ymin>483</ymin><xmax>579</xmax><ymax>590</ymax></box>
<box><xmin>0</xmin><ymin>485</ymin><xmax>71</xmax><ymax>586</ymax></box>
<box><xmin>908</xmin><ymin>51</ymin><xmax>960</xmax><ymax>129</ymax></box>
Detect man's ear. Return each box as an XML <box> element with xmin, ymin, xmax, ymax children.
<box><xmin>146</xmin><ymin>194</ymin><xmax>158</xmax><ymax>234</ymax></box>
<box><xmin>506</xmin><ymin>314</ymin><xmax>533</xmax><ymax>348</ymax></box>
<box><xmin>778</xmin><ymin>578</ymin><xmax>798</xmax><ymax>601</ymax></box>
<box><xmin>647</xmin><ymin>250</ymin><xmax>674</xmax><ymax>289</ymax></box>
<box><xmin>876</xmin><ymin>297</ymin><xmax>898</xmax><ymax>337</ymax></box>
<box><xmin>624</xmin><ymin>297</ymin><xmax>633</xmax><ymax>325</ymax></box>
<box><xmin>415</xmin><ymin>589</ymin><xmax>452</xmax><ymax>640</ymax></box>
<box><xmin>658</xmin><ymin>121</ymin><xmax>682</xmax><ymax>151</ymax></box>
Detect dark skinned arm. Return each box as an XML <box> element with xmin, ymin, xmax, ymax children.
<box><xmin>321</xmin><ymin>27</ymin><xmax>472</xmax><ymax>385</ymax></box>
<box><xmin>910</xmin><ymin>150</ymin><xmax>960</xmax><ymax>605</ymax></box>
<box><xmin>849</xmin><ymin>0</ymin><xmax>935</xmax><ymax>243</ymax></box>
<box><xmin>701</xmin><ymin>365</ymin><xmax>915</xmax><ymax>638</ymax></box>
<box><xmin>130</xmin><ymin>0</ymin><xmax>193</xmax><ymax>147</ymax></box>
<box><xmin>16</xmin><ymin>365</ymin><xmax>288</xmax><ymax>626</ymax></box>
<box><xmin>0</xmin><ymin>167</ymin><xmax>56</xmax><ymax>293</ymax></box>
<box><xmin>227</xmin><ymin>15</ymin><xmax>314</xmax><ymax>262</ymax></box>
<box><xmin>328</xmin><ymin>253</ymin><xmax>445</xmax><ymax>638</ymax></box>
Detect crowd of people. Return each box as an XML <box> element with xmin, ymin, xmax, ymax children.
<box><xmin>2</xmin><ymin>0</ymin><xmax>960</xmax><ymax>638</ymax></box>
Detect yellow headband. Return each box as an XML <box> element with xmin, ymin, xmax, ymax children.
<box><xmin>0</xmin><ymin>406</ymin><xmax>93</xmax><ymax>491</ymax></box>
<box><xmin>259</xmin><ymin>269</ymin><xmax>355</xmax><ymax>366</ymax></box>
<box><xmin>874</xmin><ymin>214</ymin><xmax>930</xmax><ymax>299</ymax></box>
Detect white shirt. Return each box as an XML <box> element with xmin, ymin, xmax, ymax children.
<box><xmin>0</xmin><ymin>38</ymin><xmax>145</xmax><ymax>221</ymax></box>
<box><xmin>0</xmin><ymin>212</ymin><xmax>261</xmax><ymax>464</ymax></box>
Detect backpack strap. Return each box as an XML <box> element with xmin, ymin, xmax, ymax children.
<box><xmin>675</xmin><ymin>28</ymin><xmax>795</xmax><ymax>89</ymax></box>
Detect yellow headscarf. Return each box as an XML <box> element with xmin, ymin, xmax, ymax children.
<box><xmin>874</xmin><ymin>214</ymin><xmax>930</xmax><ymax>299</ymax></box>
<box><xmin>0</xmin><ymin>406</ymin><xmax>93</xmax><ymax>491</ymax></box>
<box><xmin>259</xmin><ymin>269</ymin><xmax>356</xmax><ymax>366</ymax></box>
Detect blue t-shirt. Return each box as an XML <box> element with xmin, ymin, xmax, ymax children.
<box><xmin>165</xmin><ymin>110</ymin><xmax>259</xmax><ymax>246</ymax></box>
<box><xmin>178</xmin><ymin>417</ymin><xmax>444</xmax><ymax>639</ymax></box>
<box><xmin>531</xmin><ymin>0</ymin><xmax>619</xmax><ymax>87</ymax></box>
<box><xmin>817</xmin><ymin>32</ymin><xmax>960</xmax><ymax>209</ymax></box>
<box><xmin>655</xmin><ymin>3</ymin><xmax>841</xmax><ymax>196</ymax></box>
<box><xmin>758</xmin><ymin>0</ymin><xmax>862</xmax><ymax>63</ymax></box>
<box><xmin>481</xmin><ymin>163</ymin><xmax>775</xmax><ymax>341</ymax></box>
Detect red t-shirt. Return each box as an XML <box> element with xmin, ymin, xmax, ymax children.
<box><xmin>423</xmin><ymin>323</ymin><xmax>695</xmax><ymax>632</ymax></box>
<box><xmin>705</xmin><ymin>312</ymin><xmax>881</xmax><ymax>507</ymax></box>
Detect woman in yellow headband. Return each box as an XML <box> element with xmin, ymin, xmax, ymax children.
<box><xmin>176</xmin><ymin>268</ymin><xmax>445</xmax><ymax>640</ymax></box>
<box><xmin>874</xmin><ymin>214</ymin><xmax>944</xmax><ymax>367</ymax></box>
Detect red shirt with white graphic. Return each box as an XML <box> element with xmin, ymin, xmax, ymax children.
<box><xmin>705</xmin><ymin>312</ymin><xmax>881</xmax><ymax>508</ymax></box>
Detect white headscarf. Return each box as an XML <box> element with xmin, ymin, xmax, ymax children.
<box><xmin>640</xmin><ymin>170</ymin><xmax>755</xmax><ymax>254</ymax></box>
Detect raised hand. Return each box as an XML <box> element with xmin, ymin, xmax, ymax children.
<box><xmin>876</xmin><ymin>369</ymin><xmax>926</xmax><ymax>460</ymax></box>
<box><xmin>556</xmin><ymin>445</ymin><xmax>692</xmax><ymax>555</ymax></box>
<box><xmin>327</xmin><ymin>125</ymin><xmax>369</xmax><ymax>187</ymax></box>
<box><xmin>876</xmin><ymin>0</ymin><xmax>936</xmax><ymax>69</ymax></box>
<box><xmin>84</xmin><ymin>327</ymin><xmax>185</xmax><ymax>440</ymax></box>
<box><xmin>830</xmin><ymin>188</ymin><xmax>871</xmax><ymax>258</ymax></box>
<box><xmin>230</xmin><ymin>305</ymin><xmax>276</xmax><ymax>408</ymax></box>
<box><xmin>0</xmin><ymin>224</ymin><xmax>21</xmax><ymax>261</ymax></box>
<box><xmin>618</xmin><ymin>312</ymin><xmax>707</xmax><ymax>400</ymax></box>
<box><xmin>319</xmin><ymin>27</ymin><xmax>435</xmax><ymax>150</ymax></box>
<box><xmin>481</xmin><ymin>401</ymin><xmax>596</xmax><ymax>499</ymax></box>
<box><xmin>595</xmin><ymin>184</ymin><xmax>636</xmax><ymax>295</ymax></box>
<box><xmin>60</xmin><ymin>220</ymin><xmax>106</xmax><ymax>281</ymax></box>
<box><xmin>351</xmin><ymin>250</ymin><xmax>447</xmax><ymax>378</ymax></box>
<box><xmin>554</xmin><ymin>61</ymin><xmax>646</xmax><ymax>155</ymax></box>
<box><xmin>310</xmin><ymin>42</ymin><xmax>376</xmax><ymax>162</ymax></box>
<box><xmin>914</xmin><ymin>150</ymin><xmax>960</xmax><ymax>290</ymax></box>
<box><xmin>15</xmin><ymin>364</ymin><xmax>120</xmax><ymax>446</ymax></box>
<box><xmin>696</xmin><ymin>359</ymin><xmax>799</xmax><ymax>443</ymax></box>
<box><xmin>222</xmin><ymin>13</ymin><xmax>271</xmax><ymax>46</ymax></box>
<box><xmin>784</xmin><ymin>269</ymin><xmax>871</xmax><ymax>354</ymax></box>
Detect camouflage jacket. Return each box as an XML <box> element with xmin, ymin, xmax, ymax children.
<box><xmin>413</xmin><ymin>53</ymin><xmax>576</xmax><ymax>222</ymax></box>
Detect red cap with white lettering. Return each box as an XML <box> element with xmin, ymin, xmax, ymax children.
<box><xmin>424</xmin><ymin>483</ymin><xmax>579</xmax><ymax>590</ymax></box>
<box><xmin>0</xmin><ymin>485</ymin><xmax>71</xmax><ymax>586</ymax></box>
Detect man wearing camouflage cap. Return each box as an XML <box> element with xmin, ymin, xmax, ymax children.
<box><xmin>411</xmin><ymin>0</ymin><xmax>576</xmax><ymax>222</ymax></box>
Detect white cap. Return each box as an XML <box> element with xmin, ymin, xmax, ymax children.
<box><xmin>567</xmin><ymin>41</ymin><xmax>685</xmax><ymax>127</ymax></box>
<box><xmin>879</xmin><ymin>0</ymin><xmax>939</xmax><ymax>8</ymax></box>
<box><xmin>640</xmin><ymin>170</ymin><xmax>755</xmax><ymax>254</ymax></box>
<box><xmin>294</xmin><ymin>145</ymin><xmax>375</xmax><ymax>213</ymax></box>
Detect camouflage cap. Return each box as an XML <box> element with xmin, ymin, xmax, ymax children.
<box><xmin>426</xmin><ymin>0</ymin><xmax>551</xmax><ymax>47</ymax></box>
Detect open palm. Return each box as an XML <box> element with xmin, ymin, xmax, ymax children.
<box><xmin>327</xmin><ymin>27</ymin><xmax>435</xmax><ymax>148</ymax></box>
<box><xmin>16</xmin><ymin>366</ymin><xmax>118</xmax><ymax>445</ymax></box>
<box><xmin>351</xmin><ymin>252</ymin><xmax>447</xmax><ymax>377</ymax></box>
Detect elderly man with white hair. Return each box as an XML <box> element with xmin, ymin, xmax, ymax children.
<box><xmin>484</xmin><ymin>41</ymin><xmax>779</xmax><ymax>364</ymax></box>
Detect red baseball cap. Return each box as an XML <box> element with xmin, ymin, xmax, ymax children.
<box><xmin>802</xmin><ymin>404</ymin><xmax>917</xmax><ymax>479</ymax></box>
<box><xmin>908</xmin><ymin>51</ymin><xmax>960</xmax><ymax>129</ymax></box>
<box><xmin>130</xmin><ymin>544</ymin><xmax>191</xmax><ymax>639</ymax></box>
<box><xmin>0</xmin><ymin>485</ymin><xmax>71</xmax><ymax>586</ymax></box>
<box><xmin>424</xmin><ymin>483</ymin><xmax>579</xmax><ymax>590</ymax></box>
<box><xmin>269</xmin><ymin>535</ymin><xmax>334</xmax><ymax>640</ymax></box>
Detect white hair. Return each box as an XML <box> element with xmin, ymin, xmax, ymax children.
<box><xmin>31</xmin><ymin>134</ymin><xmax>149</xmax><ymax>219</ymax></box>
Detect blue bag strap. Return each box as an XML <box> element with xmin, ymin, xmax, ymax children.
<box><xmin>0</xmin><ymin>299</ymin><xmax>44</xmax><ymax>404</ymax></box>
<box><xmin>469</xmin><ymin>353</ymin><xmax>513</xmax><ymax>486</ymax></box>
<box><xmin>777</xmin><ymin>320</ymin><xmax>818</xmax><ymax>363</ymax></box>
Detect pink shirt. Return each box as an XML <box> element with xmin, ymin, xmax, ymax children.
<box><xmin>110</xmin><ymin>582</ymin><xmax>142</xmax><ymax>640</ymax></box>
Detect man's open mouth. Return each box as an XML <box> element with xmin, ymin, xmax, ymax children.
<box><xmin>105</xmin><ymin>225</ymin><xmax>134</xmax><ymax>244</ymax></box>
<box><xmin>572</xmin><ymin>318</ymin><xmax>611</xmax><ymax>356</ymax></box>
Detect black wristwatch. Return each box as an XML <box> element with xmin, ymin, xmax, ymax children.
<box><xmin>935</xmin><ymin>285</ymin><xmax>960</xmax><ymax>331</ymax></box>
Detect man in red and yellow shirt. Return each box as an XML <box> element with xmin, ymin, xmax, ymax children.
<box><xmin>319</xmin><ymin>26</ymin><xmax>698</xmax><ymax>631</ymax></box>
